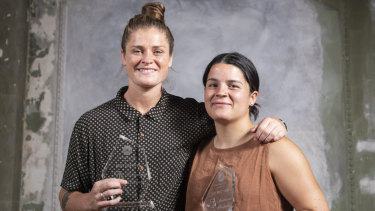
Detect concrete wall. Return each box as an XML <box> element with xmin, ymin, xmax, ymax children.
<box><xmin>0</xmin><ymin>0</ymin><xmax>374</xmax><ymax>210</ymax></box>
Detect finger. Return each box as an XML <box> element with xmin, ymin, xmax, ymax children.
<box><xmin>103</xmin><ymin>178</ymin><xmax>128</xmax><ymax>185</ymax></box>
<box><xmin>98</xmin><ymin>179</ymin><xmax>127</xmax><ymax>192</ymax></box>
<box><xmin>264</xmin><ymin>133</ymin><xmax>274</xmax><ymax>143</ymax></box>
<box><xmin>250</xmin><ymin>124</ymin><xmax>258</xmax><ymax>133</ymax></box>
<box><xmin>104</xmin><ymin>188</ymin><xmax>123</xmax><ymax>200</ymax></box>
<box><xmin>258</xmin><ymin>124</ymin><xmax>273</xmax><ymax>142</ymax></box>
<box><xmin>98</xmin><ymin>196</ymin><xmax>122</xmax><ymax>208</ymax></box>
<box><xmin>274</xmin><ymin>130</ymin><xmax>284</xmax><ymax>141</ymax></box>
<box><xmin>255</xmin><ymin>120</ymin><xmax>271</xmax><ymax>141</ymax></box>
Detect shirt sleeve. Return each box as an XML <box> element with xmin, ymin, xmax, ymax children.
<box><xmin>60</xmin><ymin>115</ymin><xmax>92</xmax><ymax>192</ymax></box>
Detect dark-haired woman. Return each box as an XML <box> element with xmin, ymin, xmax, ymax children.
<box><xmin>185</xmin><ymin>52</ymin><xmax>329</xmax><ymax>211</ymax></box>
<box><xmin>59</xmin><ymin>2</ymin><xmax>287</xmax><ymax>211</ymax></box>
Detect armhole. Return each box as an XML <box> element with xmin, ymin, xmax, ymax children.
<box><xmin>264</xmin><ymin>143</ymin><xmax>283</xmax><ymax>199</ymax></box>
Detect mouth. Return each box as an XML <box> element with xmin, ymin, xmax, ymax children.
<box><xmin>137</xmin><ymin>68</ymin><xmax>157</xmax><ymax>73</ymax></box>
<box><xmin>212</xmin><ymin>102</ymin><xmax>232</xmax><ymax>106</ymax></box>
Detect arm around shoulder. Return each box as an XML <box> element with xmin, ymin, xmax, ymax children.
<box><xmin>268</xmin><ymin>138</ymin><xmax>330</xmax><ymax>211</ymax></box>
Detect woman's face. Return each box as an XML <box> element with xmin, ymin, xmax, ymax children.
<box><xmin>204</xmin><ymin>63</ymin><xmax>258</xmax><ymax>123</ymax></box>
<box><xmin>121</xmin><ymin>27</ymin><xmax>173</xmax><ymax>89</ymax></box>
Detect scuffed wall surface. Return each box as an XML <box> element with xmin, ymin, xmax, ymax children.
<box><xmin>348</xmin><ymin>0</ymin><xmax>375</xmax><ymax>210</ymax></box>
<box><xmin>0</xmin><ymin>0</ymin><xmax>28</xmax><ymax>210</ymax></box>
<box><xmin>20</xmin><ymin>0</ymin><xmax>61</xmax><ymax>210</ymax></box>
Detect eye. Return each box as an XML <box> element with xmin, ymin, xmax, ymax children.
<box><xmin>207</xmin><ymin>83</ymin><xmax>218</xmax><ymax>88</ymax></box>
<box><xmin>229</xmin><ymin>84</ymin><xmax>240</xmax><ymax>89</ymax></box>
<box><xmin>154</xmin><ymin>49</ymin><xmax>163</xmax><ymax>55</ymax></box>
<box><xmin>132</xmin><ymin>49</ymin><xmax>142</xmax><ymax>54</ymax></box>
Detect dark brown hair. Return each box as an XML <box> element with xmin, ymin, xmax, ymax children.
<box><xmin>121</xmin><ymin>2</ymin><xmax>174</xmax><ymax>55</ymax></box>
<box><xmin>203</xmin><ymin>52</ymin><xmax>260</xmax><ymax>120</ymax></box>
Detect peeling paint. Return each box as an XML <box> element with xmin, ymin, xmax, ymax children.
<box><xmin>360</xmin><ymin>176</ymin><xmax>375</xmax><ymax>194</ymax></box>
<box><xmin>25</xmin><ymin>92</ymin><xmax>46</xmax><ymax>133</ymax></box>
<box><xmin>0</xmin><ymin>48</ymin><xmax>2</xmax><ymax>58</ymax></box>
<box><xmin>22</xmin><ymin>201</ymin><xmax>44</xmax><ymax>211</ymax></box>
<box><xmin>26</xmin><ymin>135</ymin><xmax>32</xmax><ymax>141</ymax></box>
<box><xmin>30</xmin><ymin>64</ymin><xmax>42</xmax><ymax>77</ymax></box>
<box><xmin>21</xmin><ymin>1</ymin><xmax>58</xmax><ymax>209</ymax></box>
<box><xmin>22</xmin><ymin>140</ymin><xmax>49</xmax><ymax>200</ymax></box>
<box><xmin>5</xmin><ymin>38</ymin><xmax>8</xmax><ymax>45</ymax></box>
<box><xmin>356</xmin><ymin>140</ymin><xmax>375</xmax><ymax>152</ymax></box>
<box><xmin>4</xmin><ymin>57</ymin><xmax>9</xmax><ymax>62</ymax></box>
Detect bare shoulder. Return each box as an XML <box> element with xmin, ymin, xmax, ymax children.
<box><xmin>269</xmin><ymin>137</ymin><xmax>301</xmax><ymax>154</ymax></box>
<box><xmin>268</xmin><ymin>137</ymin><xmax>309</xmax><ymax>170</ymax></box>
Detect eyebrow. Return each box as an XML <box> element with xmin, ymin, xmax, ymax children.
<box><xmin>130</xmin><ymin>45</ymin><xmax>167</xmax><ymax>48</ymax></box>
<box><xmin>207</xmin><ymin>78</ymin><xmax>244</xmax><ymax>85</ymax></box>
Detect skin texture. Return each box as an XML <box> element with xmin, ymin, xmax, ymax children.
<box><xmin>121</xmin><ymin>27</ymin><xmax>173</xmax><ymax>115</ymax></box>
<box><xmin>269</xmin><ymin>138</ymin><xmax>330</xmax><ymax>211</ymax></box>
<box><xmin>59</xmin><ymin>27</ymin><xmax>287</xmax><ymax>210</ymax></box>
<box><xmin>204</xmin><ymin>62</ymin><xmax>329</xmax><ymax>210</ymax></box>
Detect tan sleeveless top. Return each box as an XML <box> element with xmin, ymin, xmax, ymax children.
<box><xmin>186</xmin><ymin>138</ymin><xmax>293</xmax><ymax>211</ymax></box>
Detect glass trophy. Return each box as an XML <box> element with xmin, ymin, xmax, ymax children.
<box><xmin>201</xmin><ymin>164</ymin><xmax>235</xmax><ymax>211</ymax></box>
<box><xmin>101</xmin><ymin>135</ymin><xmax>155</xmax><ymax>209</ymax></box>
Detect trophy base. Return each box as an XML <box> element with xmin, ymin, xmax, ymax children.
<box><xmin>116</xmin><ymin>201</ymin><xmax>155</xmax><ymax>209</ymax></box>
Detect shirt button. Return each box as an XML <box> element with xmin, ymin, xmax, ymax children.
<box><xmin>140</xmin><ymin>132</ymin><xmax>145</xmax><ymax>137</ymax></box>
<box><xmin>139</xmin><ymin>165</ymin><xmax>144</xmax><ymax>170</ymax></box>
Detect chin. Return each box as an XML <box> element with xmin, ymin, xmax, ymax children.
<box><xmin>211</xmin><ymin>115</ymin><xmax>232</xmax><ymax>123</ymax></box>
<box><xmin>136</xmin><ymin>80</ymin><xmax>163</xmax><ymax>88</ymax></box>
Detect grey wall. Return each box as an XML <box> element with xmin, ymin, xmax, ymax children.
<box><xmin>1</xmin><ymin>0</ymin><xmax>374</xmax><ymax>210</ymax></box>
<box><xmin>61</xmin><ymin>0</ymin><xmax>335</xmax><ymax>205</ymax></box>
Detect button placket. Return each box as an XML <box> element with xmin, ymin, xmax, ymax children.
<box><xmin>138</xmin><ymin>116</ymin><xmax>150</xmax><ymax>202</ymax></box>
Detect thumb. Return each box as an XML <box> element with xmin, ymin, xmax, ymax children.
<box><xmin>250</xmin><ymin>124</ymin><xmax>258</xmax><ymax>133</ymax></box>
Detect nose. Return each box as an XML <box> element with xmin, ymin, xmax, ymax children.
<box><xmin>141</xmin><ymin>51</ymin><xmax>153</xmax><ymax>65</ymax></box>
<box><xmin>215</xmin><ymin>85</ymin><xmax>228</xmax><ymax>97</ymax></box>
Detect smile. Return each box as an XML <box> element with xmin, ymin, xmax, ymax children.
<box><xmin>212</xmin><ymin>102</ymin><xmax>231</xmax><ymax>106</ymax></box>
<box><xmin>137</xmin><ymin>68</ymin><xmax>157</xmax><ymax>72</ymax></box>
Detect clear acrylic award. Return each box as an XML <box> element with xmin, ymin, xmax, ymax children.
<box><xmin>201</xmin><ymin>164</ymin><xmax>235</xmax><ymax>211</ymax></box>
<box><xmin>101</xmin><ymin>135</ymin><xmax>154</xmax><ymax>209</ymax></box>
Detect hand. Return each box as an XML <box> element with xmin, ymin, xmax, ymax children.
<box><xmin>251</xmin><ymin>117</ymin><xmax>287</xmax><ymax>143</ymax></box>
<box><xmin>87</xmin><ymin>178</ymin><xmax>127</xmax><ymax>210</ymax></box>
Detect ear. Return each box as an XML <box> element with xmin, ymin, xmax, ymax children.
<box><xmin>121</xmin><ymin>49</ymin><xmax>126</xmax><ymax>66</ymax></box>
<box><xmin>249</xmin><ymin>91</ymin><xmax>259</xmax><ymax>106</ymax></box>
<box><xmin>168</xmin><ymin>53</ymin><xmax>173</xmax><ymax>68</ymax></box>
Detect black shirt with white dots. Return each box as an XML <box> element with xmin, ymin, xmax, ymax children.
<box><xmin>61</xmin><ymin>86</ymin><xmax>214</xmax><ymax>210</ymax></box>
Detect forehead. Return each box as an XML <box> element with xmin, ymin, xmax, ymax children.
<box><xmin>208</xmin><ymin>63</ymin><xmax>247</xmax><ymax>81</ymax></box>
<box><xmin>127</xmin><ymin>27</ymin><xmax>169</xmax><ymax>46</ymax></box>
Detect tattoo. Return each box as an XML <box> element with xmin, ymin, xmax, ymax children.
<box><xmin>62</xmin><ymin>191</ymin><xmax>73</xmax><ymax>209</ymax></box>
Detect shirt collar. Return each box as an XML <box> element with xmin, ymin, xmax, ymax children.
<box><xmin>113</xmin><ymin>86</ymin><xmax>168</xmax><ymax>121</ymax></box>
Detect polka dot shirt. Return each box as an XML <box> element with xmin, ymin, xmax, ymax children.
<box><xmin>61</xmin><ymin>86</ymin><xmax>215</xmax><ymax>210</ymax></box>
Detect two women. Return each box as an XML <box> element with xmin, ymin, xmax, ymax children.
<box><xmin>59</xmin><ymin>2</ymin><xmax>286</xmax><ymax>210</ymax></box>
<box><xmin>186</xmin><ymin>52</ymin><xmax>329</xmax><ymax>211</ymax></box>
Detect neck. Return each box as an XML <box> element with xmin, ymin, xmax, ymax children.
<box><xmin>124</xmin><ymin>84</ymin><xmax>163</xmax><ymax>115</ymax></box>
<box><xmin>214</xmin><ymin>117</ymin><xmax>255</xmax><ymax>149</ymax></box>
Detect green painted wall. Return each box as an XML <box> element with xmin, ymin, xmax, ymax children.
<box><xmin>0</xmin><ymin>0</ymin><xmax>28</xmax><ymax>210</ymax></box>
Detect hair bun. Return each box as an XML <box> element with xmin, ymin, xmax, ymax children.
<box><xmin>142</xmin><ymin>2</ymin><xmax>166</xmax><ymax>22</ymax></box>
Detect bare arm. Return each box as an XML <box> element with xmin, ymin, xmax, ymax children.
<box><xmin>251</xmin><ymin>117</ymin><xmax>287</xmax><ymax>142</ymax></box>
<box><xmin>269</xmin><ymin>138</ymin><xmax>329</xmax><ymax>211</ymax></box>
<box><xmin>59</xmin><ymin>178</ymin><xmax>127</xmax><ymax>211</ymax></box>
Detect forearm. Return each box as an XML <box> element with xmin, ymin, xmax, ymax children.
<box><xmin>59</xmin><ymin>188</ymin><xmax>94</xmax><ymax>211</ymax></box>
